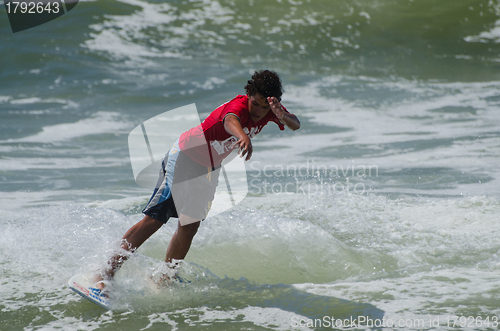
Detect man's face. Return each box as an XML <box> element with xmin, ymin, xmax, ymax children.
<box><xmin>248</xmin><ymin>93</ymin><xmax>271</xmax><ymax>122</ymax></box>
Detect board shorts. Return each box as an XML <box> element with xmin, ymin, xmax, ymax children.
<box><xmin>142</xmin><ymin>140</ymin><xmax>221</xmax><ymax>224</ymax></box>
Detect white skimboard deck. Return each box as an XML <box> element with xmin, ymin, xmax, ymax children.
<box><xmin>68</xmin><ymin>274</ymin><xmax>111</xmax><ymax>310</ymax></box>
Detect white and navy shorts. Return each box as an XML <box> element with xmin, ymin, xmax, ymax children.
<box><xmin>142</xmin><ymin>141</ymin><xmax>220</xmax><ymax>224</ymax></box>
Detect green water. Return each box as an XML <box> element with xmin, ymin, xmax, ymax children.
<box><xmin>2</xmin><ymin>0</ymin><xmax>500</xmax><ymax>330</ymax></box>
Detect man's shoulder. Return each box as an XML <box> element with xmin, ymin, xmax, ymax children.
<box><xmin>214</xmin><ymin>94</ymin><xmax>249</xmax><ymax>118</ymax></box>
<box><xmin>225</xmin><ymin>94</ymin><xmax>248</xmax><ymax>110</ymax></box>
<box><xmin>201</xmin><ymin>95</ymin><xmax>248</xmax><ymax>129</ymax></box>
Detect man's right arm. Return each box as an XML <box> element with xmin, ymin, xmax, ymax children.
<box><xmin>223</xmin><ymin>114</ymin><xmax>253</xmax><ymax>161</ymax></box>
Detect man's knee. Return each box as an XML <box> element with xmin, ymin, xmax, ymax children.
<box><xmin>179</xmin><ymin>213</ymin><xmax>200</xmax><ymax>227</ymax></box>
<box><xmin>141</xmin><ymin>215</ymin><xmax>164</xmax><ymax>230</ymax></box>
<box><xmin>179</xmin><ymin>220</ymin><xmax>200</xmax><ymax>238</ymax></box>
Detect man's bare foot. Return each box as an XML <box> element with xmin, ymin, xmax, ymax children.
<box><xmin>150</xmin><ymin>261</ymin><xmax>181</xmax><ymax>288</ymax></box>
<box><xmin>150</xmin><ymin>273</ymin><xmax>174</xmax><ymax>288</ymax></box>
<box><xmin>92</xmin><ymin>271</ymin><xmax>111</xmax><ymax>292</ymax></box>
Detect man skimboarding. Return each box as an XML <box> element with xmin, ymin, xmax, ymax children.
<box><xmin>95</xmin><ymin>70</ymin><xmax>300</xmax><ymax>291</ymax></box>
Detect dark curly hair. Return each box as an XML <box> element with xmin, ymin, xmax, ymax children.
<box><xmin>244</xmin><ymin>70</ymin><xmax>283</xmax><ymax>101</ymax></box>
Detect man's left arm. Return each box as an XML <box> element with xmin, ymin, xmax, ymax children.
<box><xmin>267</xmin><ymin>97</ymin><xmax>300</xmax><ymax>131</ymax></box>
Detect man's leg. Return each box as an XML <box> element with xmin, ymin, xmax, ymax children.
<box><xmin>165</xmin><ymin>214</ymin><xmax>200</xmax><ymax>264</ymax></box>
<box><xmin>97</xmin><ymin>215</ymin><xmax>163</xmax><ymax>287</ymax></box>
<box><xmin>120</xmin><ymin>215</ymin><xmax>164</xmax><ymax>253</ymax></box>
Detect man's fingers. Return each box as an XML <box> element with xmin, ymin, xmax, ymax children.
<box><xmin>240</xmin><ymin>145</ymin><xmax>247</xmax><ymax>157</ymax></box>
<box><xmin>245</xmin><ymin>147</ymin><xmax>253</xmax><ymax>161</ymax></box>
<box><xmin>268</xmin><ymin>97</ymin><xmax>280</xmax><ymax>106</ymax></box>
<box><xmin>230</xmin><ymin>140</ymin><xmax>242</xmax><ymax>151</ymax></box>
<box><xmin>238</xmin><ymin>142</ymin><xmax>252</xmax><ymax>161</ymax></box>
<box><xmin>229</xmin><ymin>138</ymin><xmax>252</xmax><ymax>160</ymax></box>
<box><xmin>240</xmin><ymin>144</ymin><xmax>250</xmax><ymax>159</ymax></box>
<box><xmin>267</xmin><ymin>97</ymin><xmax>283</xmax><ymax>117</ymax></box>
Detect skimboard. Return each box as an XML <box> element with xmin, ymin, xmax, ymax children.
<box><xmin>68</xmin><ymin>274</ymin><xmax>111</xmax><ymax>310</ymax></box>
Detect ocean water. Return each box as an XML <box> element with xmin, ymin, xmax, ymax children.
<box><xmin>1</xmin><ymin>0</ymin><xmax>500</xmax><ymax>330</ymax></box>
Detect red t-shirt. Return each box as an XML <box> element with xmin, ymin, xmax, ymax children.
<box><xmin>179</xmin><ymin>95</ymin><xmax>286</xmax><ymax>167</ymax></box>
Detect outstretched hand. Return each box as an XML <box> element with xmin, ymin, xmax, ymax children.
<box><xmin>267</xmin><ymin>97</ymin><xmax>285</xmax><ymax>121</ymax></box>
<box><xmin>224</xmin><ymin>114</ymin><xmax>253</xmax><ymax>161</ymax></box>
<box><xmin>230</xmin><ymin>135</ymin><xmax>253</xmax><ymax>161</ymax></box>
<box><xmin>267</xmin><ymin>96</ymin><xmax>301</xmax><ymax>131</ymax></box>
